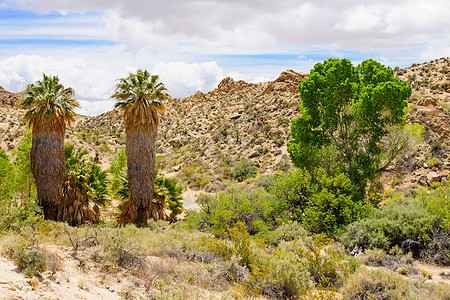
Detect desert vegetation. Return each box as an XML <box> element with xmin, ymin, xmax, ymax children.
<box><xmin>0</xmin><ymin>59</ymin><xmax>449</xmax><ymax>299</ymax></box>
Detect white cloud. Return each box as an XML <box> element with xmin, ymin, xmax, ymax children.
<box><xmin>1</xmin><ymin>0</ymin><xmax>449</xmax><ymax>115</ymax></box>
<box><xmin>6</xmin><ymin>0</ymin><xmax>449</xmax><ymax>52</ymax></box>
<box><xmin>153</xmin><ymin>61</ymin><xmax>224</xmax><ymax>97</ymax></box>
<box><xmin>0</xmin><ymin>54</ymin><xmax>227</xmax><ymax>115</ymax></box>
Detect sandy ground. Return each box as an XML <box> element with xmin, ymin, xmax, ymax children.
<box><xmin>0</xmin><ymin>251</ymin><xmax>123</xmax><ymax>300</ymax></box>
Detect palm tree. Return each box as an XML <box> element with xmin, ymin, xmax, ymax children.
<box><xmin>111</xmin><ymin>69</ymin><xmax>170</xmax><ymax>227</ymax></box>
<box><xmin>21</xmin><ymin>74</ymin><xmax>80</xmax><ymax>220</ymax></box>
<box><xmin>60</xmin><ymin>144</ymin><xmax>107</xmax><ymax>225</ymax></box>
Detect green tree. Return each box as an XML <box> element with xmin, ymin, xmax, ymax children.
<box><xmin>111</xmin><ymin>69</ymin><xmax>170</xmax><ymax>227</ymax></box>
<box><xmin>12</xmin><ymin>127</ymin><xmax>36</xmax><ymax>202</ymax></box>
<box><xmin>288</xmin><ymin>58</ymin><xmax>411</xmax><ymax>198</ymax></box>
<box><xmin>271</xmin><ymin>168</ymin><xmax>370</xmax><ymax>234</ymax></box>
<box><xmin>21</xmin><ymin>74</ymin><xmax>80</xmax><ymax>220</ymax></box>
<box><xmin>108</xmin><ymin>149</ymin><xmax>127</xmax><ymax>194</ymax></box>
<box><xmin>0</xmin><ymin>150</ymin><xmax>15</xmax><ymax>201</ymax></box>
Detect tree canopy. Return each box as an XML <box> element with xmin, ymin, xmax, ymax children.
<box><xmin>288</xmin><ymin>58</ymin><xmax>412</xmax><ymax>198</ymax></box>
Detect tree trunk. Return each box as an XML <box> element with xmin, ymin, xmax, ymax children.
<box><xmin>126</xmin><ymin>128</ymin><xmax>157</xmax><ymax>227</ymax></box>
<box><xmin>30</xmin><ymin>131</ymin><xmax>65</xmax><ymax>220</ymax></box>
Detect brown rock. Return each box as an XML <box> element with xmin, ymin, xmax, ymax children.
<box><xmin>217</xmin><ymin>77</ymin><xmax>248</xmax><ymax>93</ymax></box>
<box><xmin>230</xmin><ymin>113</ymin><xmax>241</xmax><ymax>120</ymax></box>
<box><xmin>427</xmin><ymin>171</ymin><xmax>441</xmax><ymax>183</ymax></box>
<box><xmin>248</xmin><ymin>151</ymin><xmax>259</xmax><ymax>159</ymax></box>
<box><xmin>276</xmin><ymin>70</ymin><xmax>307</xmax><ymax>83</ymax></box>
<box><xmin>186</xmin><ymin>91</ymin><xmax>206</xmax><ymax>102</ymax></box>
<box><xmin>167</xmin><ymin>137</ymin><xmax>182</xmax><ymax>148</ymax></box>
<box><xmin>417</xmin><ymin>97</ymin><xmax>437</xmax><ymax>107</ymax></box>
<box><xmin>0</xmin><ymin>86</ymin><xmax>21</xmax><ymax>107</ymax></box>
<box><xmin>171</xmin><ymin>164</ymin><xmax>183</xmax><ymax>172</ymax></box>
<box><xmin>263</xmin><ymin>70</ymin><xmax>307</xmax><ymax>94</ymax></box>
<box><xmin>415</xmin><ymin>107</ymin><xmax>443</xmax><ymax>118</ymax></box>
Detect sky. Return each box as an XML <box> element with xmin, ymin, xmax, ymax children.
<box><xmin>0</xmin><ymin>0</ymin><xmax>449</xmax><ymax>116</ymax></box>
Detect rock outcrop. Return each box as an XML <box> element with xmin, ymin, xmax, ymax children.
<box><xmin>0</xmin><ymin>86</ymin><xmax>21</xmax><ymax>107</ymax></box>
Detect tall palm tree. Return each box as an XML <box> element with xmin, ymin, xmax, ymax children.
<box><xmin>111</xmin><ymin>69</ymin><xmax>170</xmax><ymax>227</ymax></box>
<box><xmin>21</xmin><ymin>74</ymin><xmax>80</xmax><ymax>220</ymax></box>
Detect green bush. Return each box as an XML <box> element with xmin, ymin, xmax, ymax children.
<box><xmin>265</xmin><ymin>221</ymin><xmax>310</xmax><ymax>245</ymax></box>
<box><xmin>0</xmin><ymin>150</ymin><xmax>15</xmax><ymax>202</ymax></box>
<box><xmin>0</xmin><ymin>197</ymin><xmax>43</xmax><ymax>233</ymax></box>
<box><xmin>232</xmin><ymin>159</ymin><xmax>257</xmax><ymax>182</ymax></box>
<box><xmin>339</xmin><ymin>202</ymin><xmax>437</xmax><ymax>251</ymax></box>
<box><xmin>194</xmin><ymin>186</ymin><xmax>278</xmax><ymax>235</ymax></box>
<box><xmin>254</xmin><ymin>173</ymin><xmax>280</xmax><ymax>191</ymax></box>
<box><xmin>271</xmin><ymin>168</ymin><xmax>371</xmax><ymax>234</ymax></box>
<box><xmin>418</xmin><ymin>183</ymin><xmax>450</xmax><ymax>231</ymax></box>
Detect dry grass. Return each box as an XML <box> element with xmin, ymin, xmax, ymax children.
<box><xmin>342</xmin><ymin>267</ymin><xmax>450</xmax><ymax>300</ymax></box>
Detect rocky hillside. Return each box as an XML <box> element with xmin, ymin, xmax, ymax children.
<box><xmin>1</xmin><ymin>58</ymin><xmax>449</xmax><ymax>192</ymax></box>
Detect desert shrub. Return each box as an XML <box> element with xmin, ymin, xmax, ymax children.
<box><xmin>362</xmin><ymin>249</ymin><xmax>417</xmax><ymax>274</ymax></box>
<box><xmin>195</xmin><ymin>222</ymin><xmax>313</xmax><ymax>299</ymax></box>
<box><xmin>340</xmin><ymin>202</ymin><xmax>437</xmax><ymax>252</ymax></box>
<box><xmin>254</xmin><ymin>173</ymin><xmax>280</xmax><ymax>191</ymax></box>
<box><xmin>271</xmin><ymin>168</ymin><xmax>370</xmax><ymax>234</ymax></box>
<box><xmin>342</xmin><ymin>267</ymin><xmax>450</xmax><ymax>300</ymax></box>
<box><xmin>88</xmin><ymin>228</ymin><xmax>144</xmax><ymax>269</ymax></box>
<box><xmin>273</xmin><ymin>157</ymin><xmax>292</xmax><ymax>172</ymax></box>
<box><xmin>178</xmin><ymin>163</ymin><xmax>210</xmax><ymax>188</ymax></box>
<box><xmin>265</xmin><ymin>221</ymin><xmax>310</xmax><ymax>245</ymax></box>
<box><xmin>293</xmin><ymin>233</ymin><xmax>357</xmax><ymax>288</ymax></box>
<box><xmin>418</xmin><ymin>183</ymin><xmax>450</xmax><ymax>231</ymax></box>
<box><xmin>265</xmin><ymin>252</ymin><xmax>312</xmax><ymax>299</ymax></box>
<box><xmin>194</xmin><ymin>186</ymin><xmax>278</xmax><ymax>235</ymax></box>
<box><xmin>0</xmin><ymin>197</ymin><xmax>43</xmax><ymax>234</ymax></box>
<box><xmin>421</xmin><ymin>232</ymin><xmax>450</xmax><ymax>266</ymax></box>
<box><xmin>362</xmin><ymin>248</ymin><xmax>385</xmax><ymax>266</ymax></box>
<box><xmin>14</xmin><ymin>249</ymin><xmax>47</xmax><ymax>277</ymax></box>
<box><xmin>232</xmin><ymin>159</ymin><xmax>257</xmax><ymax>182</ymax></box>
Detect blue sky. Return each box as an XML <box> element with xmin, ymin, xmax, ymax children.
<box><xmin>0</xmin><ymin>0</ymin><xmax>449</xmax><ymax>115</ymax></box>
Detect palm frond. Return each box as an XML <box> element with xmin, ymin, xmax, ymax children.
<box><xmin>111</xmin><ymin>69</ymin><xmax>170</xmax><ymax>133</ymax></box>
<box><xmin>21</xmin><ymin>74</ymin><xmax>80</xmax><ymax>135</ymax></box>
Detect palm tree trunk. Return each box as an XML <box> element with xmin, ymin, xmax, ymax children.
<box><xmin>30</xmin><ymin>131</ymin><xmax>65</xmax><ymax>220</ymax></box>
<box><xmin>126</xmin><ymin>129</ymin><xmax>157</xmax><ymax>227</ymax></box>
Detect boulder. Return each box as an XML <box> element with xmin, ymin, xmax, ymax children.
<box><xmin>230</xmin><ymin>112</ymin><xmax>241</xmax><ymax>120</ymax></box>
<box><xmin>167</xmin><ymin>137</ymin><xmax>182</xmax><ymax>148</ymax></box>
<box><xmin>217</xmin><ymin>77</ymin><xmax>248</xmax><ymax>93</ymax></box>
<box><xmin>417</xmin><ymin>97</ymin><xmax>438</xmax><ymax>107</ymax></box>
<box><xmin>263</xmin><ymin>70</ymin><xmax>307</xmax><ymax>94</ymax></box>
<box><xmin>426</xmin><ymin>171</ymin><xmax>441</xmax><ymax>183</ymax></box>
<box><xmin>415</xmin><ymin>107</ymin><xmax>443</xmax><ymax>118</ymax></box>
<box><xmin>186</xmin><ymin>91</ymin><xmax>206</xmax><ymax>102</ymax></box>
